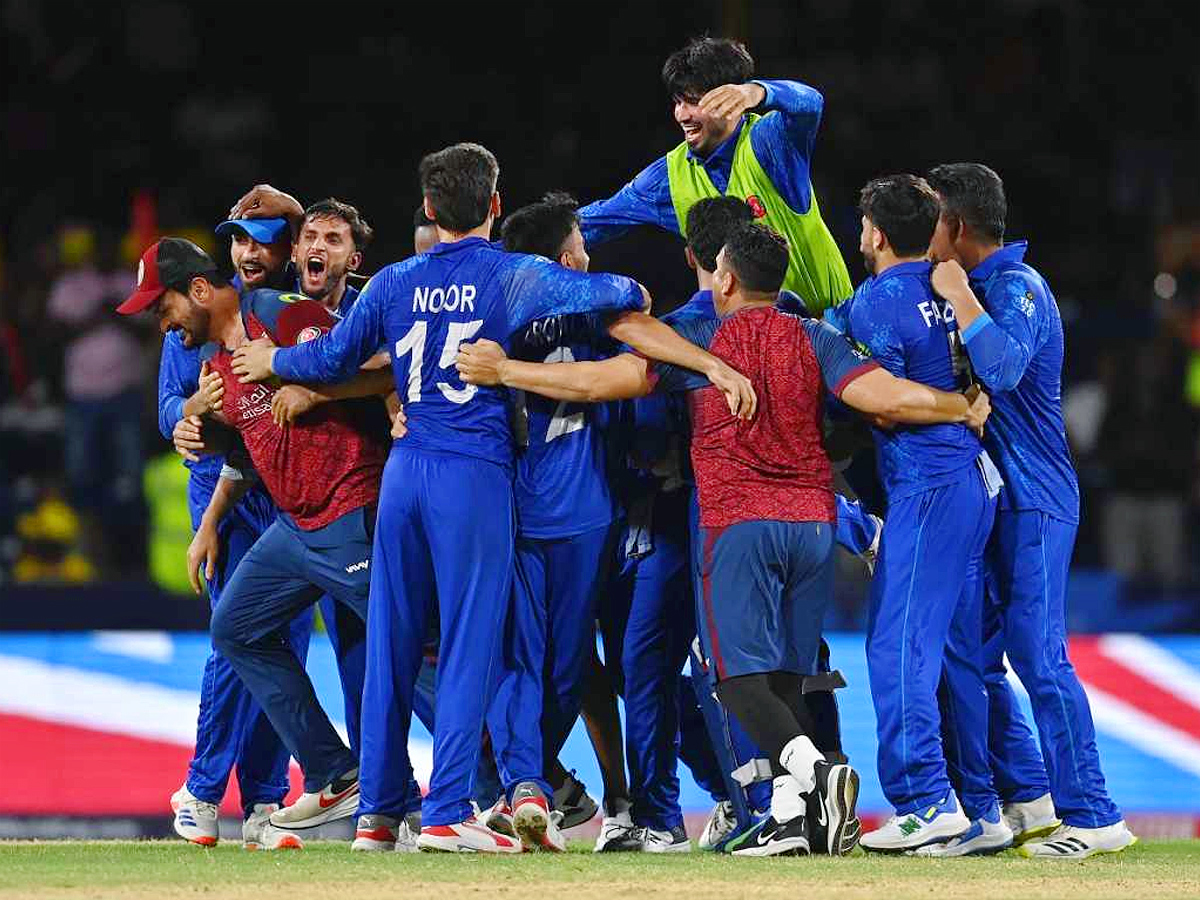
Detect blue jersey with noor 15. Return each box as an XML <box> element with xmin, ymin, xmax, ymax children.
<box><xmin>272</xmin><ymin>237</ymin><xmax>645</xmax><ymax>470</ymax></box>
<box><xmin>842</xmin><ymin>260</ymin><xmax>982</xmax><ymax>502</ymax></box>
<box><xmin>511</xmin><ymin>312</ymin><xmax>618</xmax><ymax>539</ymax></box>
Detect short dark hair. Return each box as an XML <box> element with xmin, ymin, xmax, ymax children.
<box><xmin>418</xmin><ymin>143</ymin><xmax>499</xmax><ymax>234</ymax></box>
<box><xmin>500</xmin><ymin>192</ymin><xmax>580</xmax><ymax>260</ymax></box>
<box><xmin>859</xmin><ymin>175</ymin><xmax>940</xmax><ymax>257</ymax></box>
<box><xmin>413</xmin><ymin>204</ymin><xmax>435</xmax><ymax>230</ymax></box>
<box><xmin>722</xmin><ymin>222</ymin><xmax>788</xmax><ymax>294</ymax></box>
<box><xmin>686</xmin><ymin>197</ymin><xmax>753</xmax><ymax>272</ymax></box>
<box><xmin>925</xmin><ymin>163</ymin><xmax>1006</xmax><ymax>244</ymax></box>
<box><xmin>662</xmin><ymin>37</ymin><xmax>754</xmax><ymax>100</ymax></box>
<box><xmin>303</xmin><ymin>198</ymin><xmax>374</xmax><ymax>250</ymax></box>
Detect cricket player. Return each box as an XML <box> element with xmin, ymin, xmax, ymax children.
<box><xmin>579</xmin><ymin>36</ymin><xmax>852</xmax><ymax>312</ymax></box>
<box><xmin>833</xmin><ymin>176</ymin><xmax>1005</xmax><ymax>854</ymax></box>
<box><xmin>160</xmin><ymin>214</ymin><xmax>308</xmax><ymax>851</ymax></box>
<box><xmin>232</xmin><ymin>143</ymin><xmax>753</xmax><ymax>854</ymax></box>
<box><xmin>121</xmin><ymin>237</ymin><xmax>397</xmax><ymax>843</ymax></box>
<box><xmin>926</xmin><ymin>162</ymin><xmax>1135</xmax><ymax>858</ymax></box>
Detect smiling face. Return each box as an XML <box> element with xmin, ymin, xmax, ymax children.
<box><xmin>673</xmin><ymin>93</ymin><xmax>733</xmax><ymax>157</ymax></box>
<box><xmin>295</xmin><ymin>214</ymin><xmax>361</xmax><ymax>300</ymax></box>
<box><xmin>229</xmin><ymin>231</ymin><xmax>290</xmax><ymax>289</ymax></box>
<box><xmin>153</xmin><ymin>284</ymin><xmax>212</xmax><ymax>348</ymax></box>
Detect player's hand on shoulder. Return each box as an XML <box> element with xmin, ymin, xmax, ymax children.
<box><xmin>707</xmin><ymin>359</ymin><xmax>757</xmax><ymax>421</ymax></box>
<box><xmin>698</xmin><ymin>83</ymin><xmax>766</xmax><ymax>126</ymax></box>
<box><xmin>931</xmin><ymin>259</ymin><xmax>971</xmax><ymax>301</ymax></box>
<box><xmin>964</xmin><ymin>384</ymin><xmax>991</xmax><ymax>436</ymax></box>
<box><xmin>229</xmin><ymin>184</ymin><xmax>304</xmax><ymax>223</ymax></box>
<box><xmin>231</xmin><ymin>336</ymin><xmax>277</xmax><ymax>384</ymax></box>
<box><xmin>455</xmin><ymin>339</ymin><xmax>508</xmax><ymax>386</ymax></box>
<box><xmin>186</xmin><ymin>523</ymin><xmax>220</xmax><ymax>595</ymax></box>
<box><xmin>271</xmin><ymin>385</ymin><xmax>321</xmax><ymax>427</ymax></box>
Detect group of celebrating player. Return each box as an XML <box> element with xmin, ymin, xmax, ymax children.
<box><xmin>118</xmin><ymin>36</ymin><xmax>1136</xmax><ymax>860</ymax></box>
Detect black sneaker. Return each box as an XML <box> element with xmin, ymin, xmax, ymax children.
<box><xmin>729</xmin><ymin>814</ymin><xmax>810</xmax><ymax>857</ymax></box>
<box><xmin>808</xmin><ymin>760</ymin><xmax>860</xmax><ymax>856</ymax></box>
<box><xmin>552</xmin><ymin>770</ymin><xmax>599</xmax><ymax>830</ymax></box>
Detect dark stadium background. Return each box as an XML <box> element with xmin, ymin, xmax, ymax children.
<box><xmin>2</xmin><ymin>0</ymin><xmax>1200</xmax><ymax>838</ymax></box>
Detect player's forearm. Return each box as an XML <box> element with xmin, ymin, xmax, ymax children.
<box><xmin>963</xmin><ymin>315</ymin><xmax>1031</xmax><ymax>393</ymax></box>
<box><xmin>841</xmin><ymin>369</ymin><xmax>969</xmax><ymax>423</ymax></box>
<box><xmin>302</xmin><ymin>366</ymin><xmax>394</xmax><ymax>403</ymax></box>
<box><xmin>882</xmin><ymin>381</ymin><xmax>970</xmax><ymax>425</ymax></box>
<box><xmin>756</xmin><ymin>79</ymin><xmax>823</xmax><ymax>144</ymax></box>
<box><xmin>498</xmin><ymin>356</ymin><xmax>650</xmax><ymax>403</ymax></box>
<box><xmin>606</xmin><ymin>311</ymin><xmax>723</xmax><ymax>380</ymax></box>
<box><xmin>198</xmin><ymin>475</ymin><xmax>253</xmax><ymax>531</ymax></box>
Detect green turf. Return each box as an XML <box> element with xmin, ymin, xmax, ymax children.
<box><xmin>2</xmin><ymin>839</ymin><xmax>1198</xmax><ymax>899</ymax></box>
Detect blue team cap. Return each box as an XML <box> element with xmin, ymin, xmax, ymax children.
<box><xmin>214</xmin><ymin>217</ymin><xmax>290</xmax><ymax>244</ymax></box>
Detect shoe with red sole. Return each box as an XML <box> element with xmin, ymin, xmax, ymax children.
<box><xmin>512</xmin><ymin>782</ymin><xmax>566</xmax><ymax>852</ymax></box>
<box><xmin>171</xmin><ymin>786</ymin><xmax>219</xmax><ymax>847</ymax></box>
<box><xmin>417</xmin><ymin>816</ymin><xmax>522</xmax><ymax>853</ymax></box>
<box><xmin>269</xmin><ymin>769</ymin><xmax>359</xmax><ymax>829</ymax></box>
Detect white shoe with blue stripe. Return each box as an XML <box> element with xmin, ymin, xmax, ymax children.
<box><xmin>913</xmin><ymin>805</ymin><xmax>1013</xmax><ymax>856</ymax></box>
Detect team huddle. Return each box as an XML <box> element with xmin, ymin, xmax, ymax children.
<box><xmin>121</xmin><ymin>37</ymin><xmax>1136</xmax><ymax>860</ymax></box>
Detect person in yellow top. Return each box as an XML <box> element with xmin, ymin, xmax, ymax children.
<box><xmin>579</xmin><ymin>37</ymin><xmax>852</xmax><ymax>313</ymax></box>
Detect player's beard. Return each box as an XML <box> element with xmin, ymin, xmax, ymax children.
<box><xmin>180</xmin><ymin>304</ymin><xmax>212</xmax><ymax>347</ymax></box>
<box><xmin>860</xmin><ymin>249</ymin><xmax>878</xmax><ymax>276</ymax></box>
<box><xmin>303</xmin><ymin>261</ymin><xmax>346</xmax><ymax>302</ymax></box>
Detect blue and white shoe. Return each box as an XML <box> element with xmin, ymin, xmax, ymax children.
<box><xmin>861</xmin><ymin>792</ymin><xmax>970</xmax><ymax>853</ymax></box>
<box><xmin>913</xmin><ymin>804</ymin><xmax>1013</xmax><ymax>856</ymax></box>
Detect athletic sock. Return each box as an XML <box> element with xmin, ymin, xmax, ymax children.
<box><xmin>779</xmin><ymin>734</ymin><xmax>821</xmax><ymax>794</ymax></box>
<box><xmin>769</xmin><ymin>775</ymin><xmax>805</xmax><ymax>822</ymax></box>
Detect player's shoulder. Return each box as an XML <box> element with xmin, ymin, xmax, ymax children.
<box><xmin>197</xmin><ymin>340</ymin><xmax>222</xmax><ymax>363</ymax></box>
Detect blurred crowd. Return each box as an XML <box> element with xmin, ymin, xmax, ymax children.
<box><xmin>1</xmin><ymin>1</ymin><xmax>1199</xmax><ymax>611</ymax></box>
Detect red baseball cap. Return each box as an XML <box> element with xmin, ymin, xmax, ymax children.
<box><xmin>117</xmin><ymin>238</ymin><xmax>220</xmax><ymax>315</ymax></box>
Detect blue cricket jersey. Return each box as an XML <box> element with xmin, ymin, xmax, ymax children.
<box><xmin>842</xmin><ymin>261</ymin><xmax>983</xmax><ymax>502</ymax></box>
<box><xmin>510</xmin><ymin>312</ymin><xmax>618</xmax><ymax>538</ymax></box>
<box><xmin>959</xmin><ymin>242</ymin><xmax>1079</xmax><ymax>523</ymax></box>
<box><xmin>578</xmin><ymin>80</ymin><xmax>823</xmax><ymax>244</ymax></box>
<box><xmin>272</xmin><ymin>237</ymin><xmax>645</xmax><ymax>469</ymax></box>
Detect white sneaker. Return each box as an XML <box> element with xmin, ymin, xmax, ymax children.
<box><xmin>594</xmin><ymin>809</ymin><xmax>641</xmax><ymax>852</ymax></box>
<box><xmin>698</xmin><ymin>801</ymin><xmax>736</xmax><ymax>851</ymax></box>
<box><xmin>259</xmin><ymin>822</ymin><xmax>304</xmax><ymax>850</ymax></box>
<box><xmin>643</xmin><ymin>824</ymin><xmax>691</xmax><ymax>853</ymax></box>
<box><xmin>1003</xmin><ymin>793</ymin><xmax>1061</xmax><ymax>844</ymax></box>
<box><xmin>1019</xmin><ymin>821</ymin><xmax>1137</xmax><ymax>859</ymax></box>
<box><xmin>242</xmin><ymin>804</ymin><xmax>301</xmax><ymax>850</ymax></box>
<box><xmin>417</xmin><ymin>816</ymin><xmax>522</xmax><ymax>853</ymax></box>
<box><xmin>914</xmin><ymin>807</ymin><xmax>1013</xmax><ymax>857</ymax></box>
<box><xmin>171</xmin><ymin>786</ymin><xmax>219</xmax><ymax>847</ymax></box>
<box><xmin>861</xmin><ymin>793</ymin><xmax>970</xmax><ymax>853</ymax></box>
<box><xmin>269</xmin><ymin>769</ymin><xmax>359</xmax><ymax>829</ymax></box>
<box><xmin>352</xmin><ymin>814</ymin><xmax>418</xmax><ymax>852</ymax></box>
<box><xmin>512</xmin><ymin>782</ymin><xmax>566</xmax><ymax>852</ymax></box>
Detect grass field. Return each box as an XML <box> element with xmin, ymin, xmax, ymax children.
<box><xmin>2</xmin><ymin>840</ymin><xmax>1199</xmax><ymax>900</ymax></box>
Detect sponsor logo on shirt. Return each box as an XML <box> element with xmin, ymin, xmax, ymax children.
<box><xmin>746</xmin><ymin>195</ymin><xmax>767</xmax><ymax>218</ymax></box>
<box><xmin>297</xmin><ymin>325</ymin><xmax>324</xmax><ymax>344</ymax></box>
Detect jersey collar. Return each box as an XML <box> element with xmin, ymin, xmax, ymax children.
<box><xmin>969</xmin><ymin>240</ymin><xmax>1029</xmax><ymax>284</ymax></box>
<box><xmin>427</xmin><ymin>236</ymin><xmax>490</xmax><ymax>256</ymax></box>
